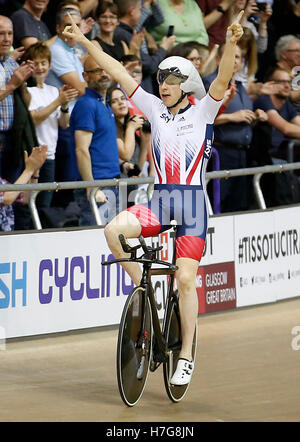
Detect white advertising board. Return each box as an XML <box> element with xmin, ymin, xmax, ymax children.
<box><xmin>234</xmin><ymin>211</ymin><xmax>277</xmax><ymax>307</ymax></box>
<box><xmin>0</xmin><ymin>229</ymin><xmax>175</xmax><ymax>339</ymax></box>
<box><xmin>273</xmin><ymin>206</ymin><xmax>300</xmax><ymax>301</ymax></box>
<box><xmin>201</xmin><ymin>215</ymin><xmax>235</xmax><ymax>265</ymax></box>
<box><xmin>234</xmin><ymin>208</ymin><xmax>300</xmax><ymax>307</ymax></box>
<box><xmin>1</xmin><ymin>206</ymin><xmax>300</xmax><ymax>338</ymax></box>
<box><xmin>0</xmin><ymin>229</ymin><xmax>132</xmax><ymax>338</ymax></box>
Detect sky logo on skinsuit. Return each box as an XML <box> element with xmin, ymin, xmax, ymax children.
<box><xmin>204</xmin><ymin>124</ymin><xmax>214</xmax><ymax>159</ymax></box>
<box><xmin>160</xmin><ymin>113</ymin><xmax>171</xmax><ymax>123</ymax></box>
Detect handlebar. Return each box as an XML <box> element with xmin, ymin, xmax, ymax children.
<box><xmin>119</xmin><ymin>234</ymin><xmax>163</xmax><ymax>256</ymax></box>
<box><xmin>102</xmin><ymin>257</ymin><xmax>177</xmax><ymax>272</ymax></box>
<box><xmin>102</xmin><ymin>234</ymin><xmax>177</xmax><ymax>271</ymax></box>
<box><xmin>119</xmin><ymin>234</ymin><xmax>140</xmax><ymax>254</ymax></box>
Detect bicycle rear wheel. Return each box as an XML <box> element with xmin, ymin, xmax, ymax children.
<box><xmin>163</xmin><ymin>292</ymin><xmax>197</xmax><ymax>402</ymax></box>
<box><xmin>117</xmin><ymin>286</ymin><xmax>153</xmax><ymax>407</ymax></box>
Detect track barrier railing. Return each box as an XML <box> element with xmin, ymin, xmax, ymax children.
<box><xmin>1</xmin><ymin>163</ymin><xmax>300</xmax><ymax>230</ymax></box>
<box><xmin>206</xmin><ymin>161</ymin><xmax>300</xmax><ymax>215</ymax></box>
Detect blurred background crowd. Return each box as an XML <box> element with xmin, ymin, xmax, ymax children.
<box><xmin>1</xmin><ymin>0</ymin><xmax>300</xmax><ymax>231</ymax></box>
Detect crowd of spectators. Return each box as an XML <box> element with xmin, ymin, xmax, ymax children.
<box><xmin>1</xmin><ymin>0</ymin><xmax>300</xmax><ymax>231</ymax></box>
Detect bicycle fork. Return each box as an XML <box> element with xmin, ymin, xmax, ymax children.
<box><xmin>136</xmin><ymin>290</ymin><xmax>151</xmax><ymax>380</ymax></box>
<box><xmin>146</xmin><ymin>275</ymin><xmax>168</xmax><ymax>365</ymax></box>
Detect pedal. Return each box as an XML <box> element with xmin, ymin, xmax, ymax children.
<box><xmin>150</xmin><ymin>359</ymin><xmax>159</xmax><ymax>372</ymax></box>
<box><xmin>153</xmin><ymin>350</ymin><xmax>168</xmax><ymax>364</ymax></box>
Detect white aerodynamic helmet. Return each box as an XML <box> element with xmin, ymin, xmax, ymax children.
<box><xmin>157</xmin><ymin>56</ymin><xmax>206</xmax><ymax>101</ymax></box>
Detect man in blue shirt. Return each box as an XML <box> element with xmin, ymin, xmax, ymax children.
<box><xmin>70</xmin><ymin>54</ymin><xmax>121</xmax><ymax>226</ymax></box>
<box><xmin>253</xmin><ymin>66</ymin><xmax>300</xmax><ymax>205</ymax></box>
<box><xmin>254</xmin><ymin>66</ymin><xmax>300</xmax><ymax>158</ymax></box>
<box><xmin>46</xmin><ymin>8</ymin><xmax>86</xmax><ymax>104</ymax></box>
<box><xmin>45</xmin><ymin>7</ymin><xmax>87</xmax><ymax>207</ymax></box>
<box><xmin>203</xmin><ymin>44</ymin><xmax>267</xmax><ymax>212</ymax></box>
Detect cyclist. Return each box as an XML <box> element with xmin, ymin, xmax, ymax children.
<box><xmin>63</xmin><ymin>12</ymin><xmax>244</xmax><ymax>386</ymax></box>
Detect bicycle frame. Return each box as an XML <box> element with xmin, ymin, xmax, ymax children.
<box><xmin>102</xmin><ymin>227</ymin><xmax>197</xmax><ymax>406</ymax></box>
<box><xmin>102</xmin><ymin>230</ymin><xmax>178</xmax><ymax>366</ymax></box>
<box><xmin>148</xmin><ymin>235</ymin><xmax>178</xmax><ymax>366</ymax></box>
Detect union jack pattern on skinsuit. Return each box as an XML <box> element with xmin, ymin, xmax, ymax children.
<box><xmin>127</xmin><ymin>86</ymin><xmax>222</xmax><ymax>261</ymax></box>
<box><xmin>130</xmin><ymin>86</ymin><xmax>222</xmax><ymax>187</ymax></box>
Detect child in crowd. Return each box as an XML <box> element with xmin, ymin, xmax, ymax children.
<box><xmin>120</xmin><ymin>55</ymin><xmax>155</xmax><ymax>194</ymax></box>
<box><xmin>22</xmin><ymin>42</ymin><xmax>78</xmax><ymax>208</ymax></box>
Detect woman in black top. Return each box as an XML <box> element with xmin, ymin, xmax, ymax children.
<box><xmin>92</xmin><ymin>1</ymin><xmax>140</xmax><ymax>60</ymax></box>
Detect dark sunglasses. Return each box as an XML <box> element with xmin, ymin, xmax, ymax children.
<box><xmin>157</xmin><ymin>69</ymin><xmax>188</xmax><ymax>85</ymax></box>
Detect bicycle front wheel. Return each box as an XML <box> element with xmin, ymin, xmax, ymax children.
<box><xmin>117</xmin><ymin>286</ymin><xmax>153</xmax><ymax>407</ymax></box>
<box><xmin>163</xmin><ymin>293</ymin><xmax>197</xmax><ymax>402</ymax></box>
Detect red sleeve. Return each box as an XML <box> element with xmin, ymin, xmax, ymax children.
<box><xmin>188</xmin><ymin>96</ymin><xmax>196</xmax><ymax>105</ymax></box>
<box><xmin>217</xmin><ymin>104</ymin><xmax>227</xmax><ymax>116</ymax></box>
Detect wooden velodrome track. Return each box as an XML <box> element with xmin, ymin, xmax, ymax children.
<box><xmin>1</xmin><ymin>298</ymin><xmax>300</xmax><ymax>422</ymax></box>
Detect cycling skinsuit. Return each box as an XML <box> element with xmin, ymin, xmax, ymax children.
<box><xmin>127</xmin><ymin>85</ymin><xmax>222</xmax><ymax>262</ymax></box>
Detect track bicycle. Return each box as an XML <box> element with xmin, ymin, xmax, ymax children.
<box><xmin>102</xmin><ymin>227</ymin><xmax>197</xmax><ymax>407</ymax></box>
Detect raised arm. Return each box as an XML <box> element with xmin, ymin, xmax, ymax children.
<box><xmin>209</xmin><ymin>10</ymin><xmax>244</xmax><ymax>101</ymax></box>
<box><xmin>63</xmin><ymin>14</ymin><xmax>138</xmax><ymax>97</ymax></box>
<box><xmin>2</xmin><ymin>145</ymin><xmax>47</xmax><ymax>206</ymax></box>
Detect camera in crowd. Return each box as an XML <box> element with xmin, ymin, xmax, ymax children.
<box><xmin>141</xmin><ymin>118</ymin><xmax>151</xmax><ymax>133</ymax></box>
<box><xmin>248</xmin><ymin>1</ymin><xmax>267</xmax><ymax>23</ymax></box>
<box><xmin>127</xmin><ymin>163</ymin><xmax>141</xmax><ymax>177</ymax></box>
<box><xmin>128</xmin><ymin>115</ymin><xmax>151</xmax><ymax>133</ymax></box>
<box><xmin>256</xmin><ymin>2</ymin><xmax>267</xmax><ymax>12</ymax></box>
